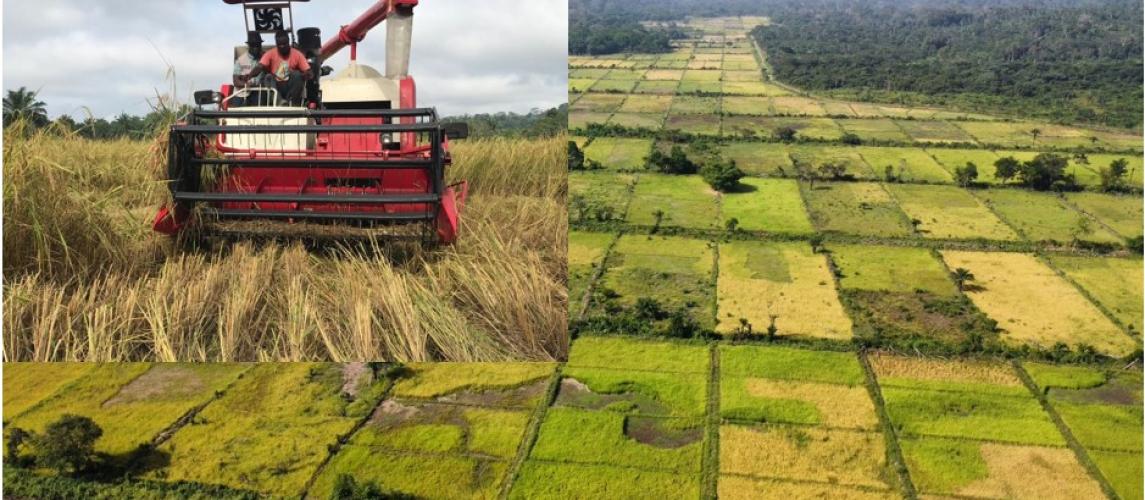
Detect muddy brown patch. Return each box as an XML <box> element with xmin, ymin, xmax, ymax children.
<box><xmin>555</xmin><ymin>377</ymin><xmax>670</xmax><ymax>415</ymax></box>
<box><xmin>436</xmin><ymin>379</ymin><xmax>548</xmax><ymax>407</ymax></box>
<box><xmin>341</xmin><ymin>362</ymin><xmax>371</xmax><ymax>397</ymax></box>
<box><xmin>624</xmin><ymin>416</ymin><xmax>702</xmax><ymax>448</ymax></box>
<box><xmin>1051</xmin><ymin>374</ymin><xmax>1142</xmax><ymax>406</ymax></box>
<box><xmin>103</xmin><ymin>366</ymin><xmax>205</xmax><ymax>407</ymax></box>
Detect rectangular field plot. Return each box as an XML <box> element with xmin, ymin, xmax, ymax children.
<box><xmin>583</xmin><ymin>137</ymin><xmax>652</xmax><ymax>171</ymax></box>
<box><xmin>869</xmin><ymin>354</ymin><xmax>1026</xmax><ymax>396</ymax></box>
<box><xmin>670</xmin><ymin>96</ymin><xmax>720</xmax><ymax>114</ymax></box>
<box><xmin>771</xmin><ymin>96</ymin><xmax>827</xmax><ymax>116</ymax></box>
<box><xmin>718</xmin><ymin>476</ymin><xmax>899</xmax><ymax>500</ymax></box>
<box><xmin>926</xmin><ymin>148</ymin><xmax>1002</xmax><ymax>183</ymax></box>
<box><xmin>619</xmin><ymin>94</ymin><xmax>674</xmax><ymax>114</ymax></box>
<box><xmin>720</xmin><ymin>377</ymin><xmax>877</xmax><ymax>429</ymax></box>
<box><xmin>628</xmin><ymin>174</ymin><xmax>719</xmax><ymax>229</ymax></box>
<box><xmin>855</xmin><ymin>147</ymin><xmax>952</xmax><ymax>183</ymax></box>
<box><xmin>156</xmin><ymin>363</ymin><xmax>385</xmax><ymax>497</ymax></box>
<box><xmin>677</xmin><ymin>80</ymin><xmax>723</xmax><ymax>94</ymax></box>
<box><xmin>569</xmin><ymin>111</ymin><xmax>611</xmax><ymax>129</ymax></box>
<box><xmin>11</xmin><ymin>364</ymin><xmax>248</xmax><ymax>456</ymax></box>
<box><xmin>570</xmin><ymin>93</ymin><xmax>626</xmax><ymax>113</ymax></box>
<box><xmin>846</xmin><ymin>102</ymin><xmax>889</xmax><ymax>118</ymax></box>
<box><xmin>569</xmin><ymin>171</ymin><xmax>633</xmax><ymax>224</ymax></box>
<box><xmin>1086</xmin><ymin>153</ymin><xmax>1144</xmax><ymax>186</ymax></box>
<box><xmin>1046</xmin><ymin>255</ymin><xmax>1142</xmax><ymax>330</ymax></box>
<box><xmin>720</xmin><ymin>178</ymin><xmax>814</xmax><ymax>235</ymax></box>
<box><xmin>682</xmin><ymin>69</ymin><xmax>722</xmax><ymax>81</ymax></box>
<box><xmin>568</xmin><ymin>78</ymin><xmax>597</xmax><ymax>93</ymax></box>
<box><xmin>643</xmin><ymin>69</ymin><xmax>685</xmax><ymax>81</ymax></box>
<box><xmin>568</xmin><ymin>336</ymin><xmax>709</xmax><ymax>374</ymax></box>
<box><xmin>838</xmin><ymin>119</ymin><xmax>910</xmax><ymax>142</ymax></box>
<box><xmin>530</xmin><ymin>407</ymin><xmax>703</xmax><ymax>472</ymax></box>
<box><xmin>900</xmin><ymin>438</ymin><xmax>1103</xmax><ymax>499</ymax></box>
<box><xmin>953</xmin><ymin>122</ymin><xmax>1101</xmax><ymax>149</ymax></box>
<box><xmin>570</xmin><ymin>68</ymin><xmax>610</xmax><ymax>79</ymax></box>
<box><xmin>511</xmin><ymin>461</ymin><xmax>700</xmax><ymax>500</ymax></box>
<box><xmin>716</xmin><ymin>241</ymin><xmax>852</xmax><ymax>339</ymax></box>
<box><xmin>976</xmin><ymin>189</ymin><xmax>1120</xmax><ymax>244</ymax></box>
<box><xmin>666</xmin><ymin>113</ymin><xmax>721</xmax><ymax>136</ymax></box>
<box><xmin>720</xmin><ymin>425</ymin><xmax>894</xmax><ymax>490</ymax></box>
<box><xmin>829</xmin><ymin>245</ymin><xmax>957</xmax><ymax>295</ymax></box>
<box><xmin>717</xmin><ymin>142</ymin><xmax>793</xmax><ymax>176</ymax></box>
<box><xmin>558</xmin><ymin>366</ymin><xmax>707</xmax><ymax>418</ymax></box>
<box><xmin>787</xmin><ymin>145</ymin><xmax>875</xmax><ymax>179</ymax></box>
<box><xmin>803</xmin><ymin>183</ymin><xmax>914</xmax><ymax>237</ymax></box>
<box><xmin>569</xmin><ymin>231</ymin><xmax>614</xmax><ymax>314</ymax></box>
<box><xmin>882</xmin><ymin>387</ymin><xmax>1062</xmax><ymax>445</ymax></box>
<box><xmin>724</xmin><ymin>117</ymin><xmax>842</xmax><ymax>140</ymax></box>
<box><xmin>896</xmin><ymin>120</ymin><xmax>977</xmax><ymax>144</ymax></box>
<box><xmin>608</xmin><ymin>112</ymin><xmax>664</xmax><ymax>129</ymax></box>
<box><xmin>391</xmin><ymin>363</ymin><xmax>555</xmax><ymax>402</ymax></box>
<box><xmin>1025</xmin><ymin>363</ymin><xmax>1142</xmax><ymax>452</ymax></box>
<box><xmin>722</xmin><ymin>70</ymin><xmax>763</xmax><ymax>82</ymax></box>
<box><xmin>821</xmin><ymin>101</ymin><xmax>859</xmax><ymax>117</ymax></box>
<box><xmin>596</xmin><ymin>235</ymin><xmax>715</xmax><ymax>327</ymax></box>
<box><xmin>312</xmin><ymin>448</ymin><xmax>507</xmax><ymax>499</ymax></box>
<box><xmin>590</xmin><ymin>79</ymin><xmax>637</xmax><ymax>93</ymax></box>
<box><xmin>1091</xmin><ymin>450</ymin><xmax>1143</xmax><ymax>500</ymax></box>
<box><xmin>722</xmin><ymin>81</ymin><xmax>792</xmax><ymax>96</ymax></box>
<box><xmin>605</xmin><ymin>68</ymin><xmax>647</xmax><ymax>80</ymax></box>
<box><xmin>634</xmin><ymin>80</ymin><xmax>681</xmax><ymax>94</ymax></box>
<box><xmin>722</xmin><ymin>96</ymin><xmax>772</xmax><ymax>115</ymax></box>
<box><xmin>1066</xmin><ymin>192</ymin><xmax>1143</xmax><ymax>239</ymax></box>
<box><xmin>886</xmin><ymin>184</ymin><xmax>1019</xmax><ymax>241</ymax></box>
<box><xmin>3</xmin><ymin>363</ymin><xmax>95</xmax><ymax>420</ymax></box>
<box><xmin>720</xmin><ymin>345</ymin><xmax>865</xmax><ymax>385</ymax></box>
<box><xmin>941</xmin><ymin>251</ymin><xmax>1136</xmax><ymax>356</ymax></box>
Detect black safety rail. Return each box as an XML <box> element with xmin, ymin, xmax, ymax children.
<box><xmin>167</xmin><ymin>107</ymin><xmax>447</xmax><ymax>241</ymax></box>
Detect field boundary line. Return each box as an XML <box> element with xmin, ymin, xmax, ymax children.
<box><xmin>719</xmin><ymin>471</ymin><xmax>900</xmax><ymax>494</ymax></box>
<box><xmin>333</xmin><ymin>443</ymin><xmax>506</xmax><ymax>462</ymax></box>
<box><xmin>1011</xmin><ymin>360</ymin><xmax>1121</xmax><ymax>500</ymax></box>
<box><xmin>301</xmin><ymin>373</ymin><xmax>398</xmax><ymax>498</ymax></box>
<box><xmin>701</xmin><ymin>343</ymin><xmax>720</xmax><ymax>500</ymax></box>
<box><xmin>147</xmin><ymin>364</ymin><xmax>255</xmax><ymax>447</ymax></box>
<box><xmin>524</xmin><ymin>456</ymin><xmax>699</xmax><ymax>475</ymax></box>
<box><xmin>720</xmin><ymin>418</ymin><xmax>880</xmax><ymax>434</ymax></box>
<box><xmin>877</xmin><ymin>182</ymin><xmax>925</xmax><ymax>238</ymax></box>
<box><xmin>858</xmin><ymin>350</ymin><xmax>919</xmax><ymax>499</ymax></box>
<box><xmin>576</xmin><ymin>230</ymin><xmax>623</xmax><ymax>321</ymax></box>
<box><xmin>1033</xmin><ymin>252</ymin><xmax>1139</xmax><ymax>341</ymax></box>
<box><xmin>1057</xmin><ymin>193</ymin><xmax>1128</xmax><ymax>241</ymax></box>
<box><xmin>499</xmin><ymin>364</ymin><xmax>564</xmax><ymax>499</ymax></box>
<box><xmin>963</xmin><ymin>187</ymin><xmax>1031</xmax><ymax>242</ymax></box>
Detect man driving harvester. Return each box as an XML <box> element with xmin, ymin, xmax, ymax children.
<box><xmin>238</xmin><ymin>30</ymin><xmax>312</xmax><ymax>105</ymax></box>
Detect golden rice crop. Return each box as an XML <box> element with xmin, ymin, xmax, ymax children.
<box><xmin>739</xmin><ymin>379</ymin><xmax>879</xmax><ymax>429</ymax></box>
<box><xmin>954</xmin><ymin>443</ymin><xmax>1104</xmax><ymax>500</ymax></box>
<box><xmin>2</xmin><ymin>122</ymin><xmax>567</xmax><ymax>362</ymax></box>
<box><xmin>868</xmin><ymin>353</ymin><xmax>1023</xmax><ymax>387</ymax></box>
<box><xmin>719</xmin><ymin>425</ymin><xmax>891</xmax><ymax>489</ymax></box>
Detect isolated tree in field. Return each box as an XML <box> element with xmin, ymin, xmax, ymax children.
<box><xmin>648</xmin><ymin>145</ymin><xmax>698</xmax><ymax>174</ymax></box>
<box><xmin>725</xmin><ymin>217</ymin><xmax>739</xmax><ymax>233</ymax></box>
<box><xmin>883</xmin><ymin>165</ymin><xmax>897</xmax><ymax>182</ymax></box>
<box><xmin>808</xmin><ymin>234</ymin><xmax>824</xmax><ymax>253</ymax></box>
<box><xmin>1099</xmin><ymin>158</ymin><xmax>1129</xmax><ymax>192</ymax></box>
<box><xmin>1018</xmin><ymin>153</ymin><xmax>1073</xmax><ymax>191</ymax></box>
<box><xmin>954</xmin><ymin>162</ymin><xmax>978</xmax><ymax>187</ymax></box>
<box><xmin>774</xmin><ymin>126</ymin><xmax>798</xmax><ymax>142</ymax></box>
<box><xmin>1029</xmin><ymin>128</ymin><xmax>1041</xmax><ymax>142</ymax></box>
<box><xmin>32</xmin><ymin>415</ymin><xmax>102</xmax><ymax>475</ymax></box>
<box><xmin>1072</xmin><ymin>152</ymin><xmax>1089</xmax><ymax>165</ymax></box>
<box><xmin>651</xmin><ymin>209</ymin><xmax>666</xmax><ymax>233</ymax></box>
<box><xmin>817</xmin><ymin>162</ymin><xmax>847</xmax><ymax>181</ymax></box>
<box><xmin>568</xmin><ymin>141</ymin><xmax>585</xmax><ymax>170</ymax></box>
<box><xmin>993</xmin><ymin>156</ymin><xmax>1020</xmax><ymax>184</ymax></box>
<box><xmin>950</xmin><ymin>268</ymin><xmax>975</xmax><ymax>292</ymax></box>
<box><xmin>840</xmin><ymin>132</ymin><xmax>862</xmax><ymax>145</ymax></box>
<box><xmin>3</xmin><ymin>87</ymin><xmax>49</xmax><ymax>128</ymax></box>
<box><xmin>701</xmin><ymin>158</ymin><xmax>745</xmax><ymax>192</ymax></box>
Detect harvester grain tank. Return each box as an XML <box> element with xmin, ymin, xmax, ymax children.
<box><xmin>153</xmin><ymin>0</ymin><xmax>469</xmax><ymax>244</ymax></box>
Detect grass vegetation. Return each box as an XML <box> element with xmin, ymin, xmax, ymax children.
<box><xmin>1046</xmin><ymin>255</ymin><xmax>1142</xmax><ymax>331</ymax></box>
<box><xmin>391</xmin><ymin>362</ymin><xmax>556</xmax><ymax>401</ymax></box>
<box><xmin>595</xmin><ymin>235</ymin><xmax>715</xmax><ymax>329</ymax></box>
<box><xmin>881</xmin><ymin>387</ymin><xmax>1064</xmax><ymax>445</ymax></box>
<box><xmin>721</xmin><ymin>178</ymin><xmax>814</xmax><ymax>234</ymax></box>
<box><xmin>721</xmin><ymin>378</ymin><xmax>878</xmax><ymax>429</ymax></box>
<box><xmin>529</xmin><ymin>407</ymin><xmax>703</xmax><ymax>472</ymax></box>
<box><xmin>887</xmin><ymin>184</ymin><xmax>1019</xmax><ymax>240</ymax></box>
<box><xmin>802</xmin><ymin>183</ymin><xmax>913</xmax><ymax>237</ymax></box>
<box><xmin>976</xmin><ymin>189</ymin><xmax>1120</xmax><ymax>244</ymax></box>
<box><xmin>829</xmin><ymin>245</ymin><xmax>956</xmax><ymax>295</ymax></box>
<box><xmin>2</xmin><ymin>363</ymin><xmax>95</xmax><ymax>420</ymax></box>
<box><xmin>559</xmin><ymin>366</ymin><xmax>707</xmax><ymax>417</ymax></box>
<box><xmin>567</xmin><ymin>336</ymin><xmax>709</xmax><ymax>374</ymax></box>
<box><xmin>1090</xmin><ymin>450</ymin><xmax>1144</xmax><ymax>500</ymax></box>
<box><xmin>509</xmin><ymin>461</ymin><xmax>700</xmax><ymax>499</ymax></box>
<box><xmin>627</xmin><ymin>174</ymin><xmax>719</xmax><ymax>230</ymax></box>
<box><xmin>720</xmin><ymin>345</ymin><xmax>865</xmax><ymax>385</ymax></box>
<box><xmin>583</xmin><ymin>137</ymin><xmax>653</xmax><ymax>171</ymax></box>
<box><xmin>568</xmin><ymin>231</ymin><xmax>614</xmax><ymax>314</ymax></box>
<box><xmin>311</xmin><ymin>448</ymin><xmax>506</xmax><ymax>499</ymax></box>
<box><xmin>1065</xmin><ymin>192</ymin><xmax>1143</xmax><ymax>239</ymax></box>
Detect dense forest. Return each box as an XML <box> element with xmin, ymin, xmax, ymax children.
<box><xmin>442</xmin><ymin>104</ymin><xmax>569</xmax><ymax>138</ymax></box>
<box><xmin>754</xmin><ymin>0</ymin><xmax>1143</xmax><ymax>128</ymax></box>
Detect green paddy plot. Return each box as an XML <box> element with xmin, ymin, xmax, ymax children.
<box><xmin>569</xmin><ymin>111</ymin><xmax>611</xmax><ymax>130</ymax></box>
<box><xmin>882</xmin><ymin>387</ymin><xmax>1063</xmax><ymax>445</ymax></box>
<box><xmin>628</xmin><ymin>174</ymin><xmax>719</xmax><ymax>230</ymax></box>
<box><xmin>1091</xmin><ymin>450</ymin><xmax>1144</xmax><ymax>500</ymax></box>
<box><xmin>156</xmin><ymin>363</ymin><xmax>383</xmax><ymax>497</ymax></box>
<box><xmin>717</xmin><ymin>142</ymin><xmax>793</xmax><ymax>176</ymax></box>
<box><xmin>583</xmin><ymin>137</ymin><xmax>653</xmax><ymax>171</ymax></box>
<box><xmin>724</xmin><ymin>117</ymin><xmax>842</xmax><ymax>140</ymax></box>
<box><xmin>803</xmin><ymin>182</ymin><xmax>914</xmax><ymax>237</ymax></box>
<box><xmin>634</xmin><ymin>80</ymin><xmax>682</xmax><ymax>94</ymax></box>
<box><xmin>567</xmin><ymin>336</ymin><xmax>709</xmax><ymax>374</ymax></box>
<box><xmin>570</xmin><ymin>93</ymin><xmax>626</xmax><ymax>113</ymax></box>
<box><xmin>590</xmin><ymin>79</ymin><xmax>638</xmax><ymax>93</ymax></box>
<box><xmin>677</xmin><ymin>80</ymin><xmax>723</xmax><ymax>94</ymax></box>
<box><xmin>829</xmin><ymin>245</ymin><xmax>957</xmax><ymax>295</ymax></box>
<box><xmin>717</xmin><ymin>241</ymin><xmax>852</xmax><ymax>339</ymax></box>
<box><xmin>722</xmin><ymin>96</ymin><xmax>772</xmax><ymax>115</ymax></box>
<box><xmin>665</xmin><ymin>113</ymin><xmax>721</xmax><ymax>136</ymax></box>
<box><xmin>559</xmin><ymin>366</ymin><xmax>708</xmax><ymax>418</ymax></box>
<box><xmin>896</xmin><ymin>120</ymin><xmax>977</xmax><ymax>144</ymax></box>
<box><xmin>926</xmin><ymin>148</ymin><xmax>1002</xmax><ymax>183</ymax></box>
<box><xmin>596</xmin><ymin>235</ymin><xmax>715</xmax><ymax>328</ymax></box>
<box><xmin>3</xmin><ymin>363</ymin><xmax>95</xmax><ymax>420</ymax></box>
<box><xmin>570</xmin><ymin>68</ymin><xmax>610</xmax><ymax>79</ymax></box>
<box><xmin>855</xmin><ymin>147</ymin><xmax>953</xmax><ymax>183</ymax></box>
<box><xmin>10</xmin><ymin>363</ymin><xmax>249</xmax><ymax>457</ymax></box>
<box><xmin>887</xmin><ymin>184</ymin><xmax>1019</xmax><ymax>240</ymax></box>
<box><xmin>392</xmin><ymin>363</ymin><xmax>555</xmax><ymax>402</ymax></box>
<box><xmin>955</xmin><ymin>122</ymin><xmax>1106</xmax><ymax>149</ymax></box>
<box><xmin>941</xmin><ymin>251</ymin><xmax>1137</xmax><ymax>357</ymax></box>
<box><xmin>900</xmin><ymin>437</ymin><xmax>1104</xmax><ymax>500</ymax></box>
<box><xmin>619</xmin><ymin>95</ymin><xmax>674</xmax><ymax>114</ymax></box>
<box><xmin>1025</xmin><ymin>363</ymin><xmax>1142</xmax><ymax>451</ymax></box>
<box><xmin>569</xmin><ymin>171</ymin><xmax>633</xmax><ymax>224</ymax></box>
<box><xmin>311</xmin><ymin>448</ymin><xmax>506</xmax><ymax>500</ymax></box>
<box><xmin>720</xmin><ymin>345</ymin><xmax>865</xmax><ymax>385</ymax></box>
<box><xmin>720</xmin><ymin>425</ymin><xmax>893</xmax><ymax>490</ymax></box>
<box><xmin>720</xmin><ymin>178</ymin><xmax>814</xmax><ymax>234</ymax></box>
<box><xmin>1066</xmin><ymin>192</ymin><xmax>1143</xmax><ymax>239</ymax></box>
<box><xmin>821</xmin><ymin>101</ymin><xmax>859</xmax><ymax>117</ymax></box>
<box><xmin>510</xmin><ymin>461</ymin><xmax>700</xmax><ymax>500</ymax></box>
<box><xmin>670</xmin><ymin>96</ymin><xmax>720</xmax><ymax>114</ymax></box>
<box><xmin>838</xmin><ymin>118</ymin><xmax>910</xmax><ymax>142</ymax></box>
<box><xmin>1046</xmin><ymin>255</ymin><xmax>1142</xmax><ymax>330</ymax></box>
<box><xmin>787</xmin><ymin>145</ymin><xmax>875</xmax><ymax>179</ymax></box>
<box><xmin>530</xmin><ymin>407</ymin><xmax>703</xmax><ymax>472</ymax></box>
<box><xmin>569</xmin><ymin>79</ymin><xmax>598</xmax><ymax>93</ymax></box>
<box><xmin>976</xmin><ymin>189</ymin><xmax>1120</xmax><ymax>244</ymax></box>
<box><xmin>608</xmin><ymin>112</ymin><xmax>665</xmax><ymax>129</ymax></box>
<box><xmin>569</xmin><ymin>231</ymin><xmax>615</xmax><ymax>315</ymax></box>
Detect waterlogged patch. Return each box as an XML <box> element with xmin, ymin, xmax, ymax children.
<box><xmin>434</xmin><ymin>379</ymin><xmax>549</xmax><ymax>408</ymax></box>
<box><xmin>556</xmin><ymin>377</ymin><xmax>670</xmax><ymax>416</ymax></box>
<box><xmin>624</xmin><ymin>415</ymin><xmax>703</xmax><ymax>448</ymax></box>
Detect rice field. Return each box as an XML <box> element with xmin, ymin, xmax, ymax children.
<box><xmin>802</xmin><ymin>182</ymin><xmax>914</xmax><ymax>237</ymax></box>
<box><xmin>595</xmin><ymin>235</ymin><xmax>715</xmax><ymax>328</ymax></box>
<box><xmin>627</xmin><ymin>173</ymin><xmax>719</xmax><ymax>230</ymax></box>
<box><xmin>887</xmin><ymin>184</ymin><xmax>1020</xmax><ymax>240</ymax></box>
<box><xmin>582</xmin><ymin>137</ymin><xmax>653</xmax><ymax>171</ymax></box>
<box><xmin>828</xmin><ymin>244</ymin><xmax>957</xmax><ymax>295</ymax></box>
<box><xmin>975</xmin><ymin>189</ymin><xmax>1122</xmax><ymax>244</ymax></box>
<box><xmin>1066</xmin><ymin>191</ymin><xmax>1143</xmax><ymax>238</ymax></box>
<box><xmin>854</xmin><ymin>147</ymin><xmax>953</xmax><ymax>183</ymax></box>
<box><xmin>569</xmin><ymin>231</ymin><xmax>614</xmax><ymax>314</ymax></box>
<box><xmin>1046</xmin><ymin>255</ymin><xmax>1142</xmax><ymax>331</ymax></box>
<box><xmin>720</xmin><ymin>178</ymin><xmax>814</xmax><ymax>234</ymax></box>
<box><xmin>716</xmin><ymin>142</ymin><xmax>793</xmax><ymax>176</ymax></box>
<box><xmin>720</xmin><ymin>425</ymin><xmax>894</xmax><ymax>490</ymax></box>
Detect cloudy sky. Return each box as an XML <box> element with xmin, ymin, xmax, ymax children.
<box><xmin>2</xmin><ymin>0</ymin><xmax>567</xmax><ymax>119</ymax></box>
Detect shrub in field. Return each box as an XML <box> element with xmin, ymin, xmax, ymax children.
<box><xmin>700</xmin><ymin>158</ymin><xmax>746</xmax><ymax>192</ymax></box>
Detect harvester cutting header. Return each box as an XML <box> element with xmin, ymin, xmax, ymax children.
<box><xmin>153</xmin><ymin>0</ymin><xmax>469</xmax><ymax>244</ymax></box>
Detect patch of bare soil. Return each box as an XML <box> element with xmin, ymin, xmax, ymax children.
<box><xmin>555</xmin><ymin>377</ymin><xmax>670</xmax><ymax>415</ymax></box>
<box><xmin>436</xmin><ymin>379</ymin><xmax>548</xmax><ymax>408</ymax></box>
<box><xmin>103</xmin><ymin>366</ymin><xmax>205</xmax><ymax>407</ymax></box>
<box><xmin>1052</xmin><ymin>374</ymin><xmax>1142</xmax><ymax>405</ymax></box>
<box><xmin>623</xmin><ymin>416</ymin><xmax>702</xmax><ymax>448</ymax></box>
<box><xmin>342</xmin><ymin>362</ymin><xmax>371</xmax><ymax>397</ymax></box>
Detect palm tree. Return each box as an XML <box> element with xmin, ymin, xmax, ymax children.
<box><xmin>3</xmin><ymin>87</ymin><xmax>49</xmax><ymax>127</ymax></box>
<box><xmin>951</xmin><ymin>267</ymin><xmax>975</xmax><ymax>292</ymax></box>
<box><xmin>1029</xmin><ymin>128</ymin><xmax>1042</xmax><ymax>142</ymax></box>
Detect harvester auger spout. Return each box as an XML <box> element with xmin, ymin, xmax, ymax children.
<box><xmin>152</xmin><ymin>0</ymin><xmax>469</xmax><ymax>245</ymax></box>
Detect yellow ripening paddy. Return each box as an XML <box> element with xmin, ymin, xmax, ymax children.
<box><xmin>718</xmin><ymin>475</ymin><xmax>899</xmax><ymax>500</ymax></box>
<box><xmin>720</xmin><ymin>425</ymin><xmax>892</xmax><ymax>489</ymax></box>
<box><xmin>941</xmin><ymin>251</ymin><xmax>1137</xmax><ymax>356</ymax></box>
<box><xmin>956</xmin><ymin>443</ymin><xmax>1103</xmax><ymax>500</ymax></box>
<box><xmin>741</xmin><ymin>378</ymin><xmax>879</xmax><ymax>430</ymax></box>
<box><xmin>716</xmin><ymin>241</ymin><xmax>852</xmax><ymax>339</ymax></box>
<box><xmin>869</xmin><ymin>353</ymin><xmax>1023</xmax><ymax>388</ymax></box>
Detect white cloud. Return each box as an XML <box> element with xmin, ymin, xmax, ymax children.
<box><xmin>2</xmin><ymin>0</ymin><xmax>567</xmax><ymax>118</ymax></box>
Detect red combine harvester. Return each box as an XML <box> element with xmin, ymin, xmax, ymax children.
<box><xmin>153</xmin><ymin>0</ymin><xmax>469</xmax><ymax>245</ymax></box>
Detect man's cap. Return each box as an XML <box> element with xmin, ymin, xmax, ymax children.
<box><xmin>247</xmin><ymin>31</ymin><xmax>263</xmax><ymax>45</ymax></box>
